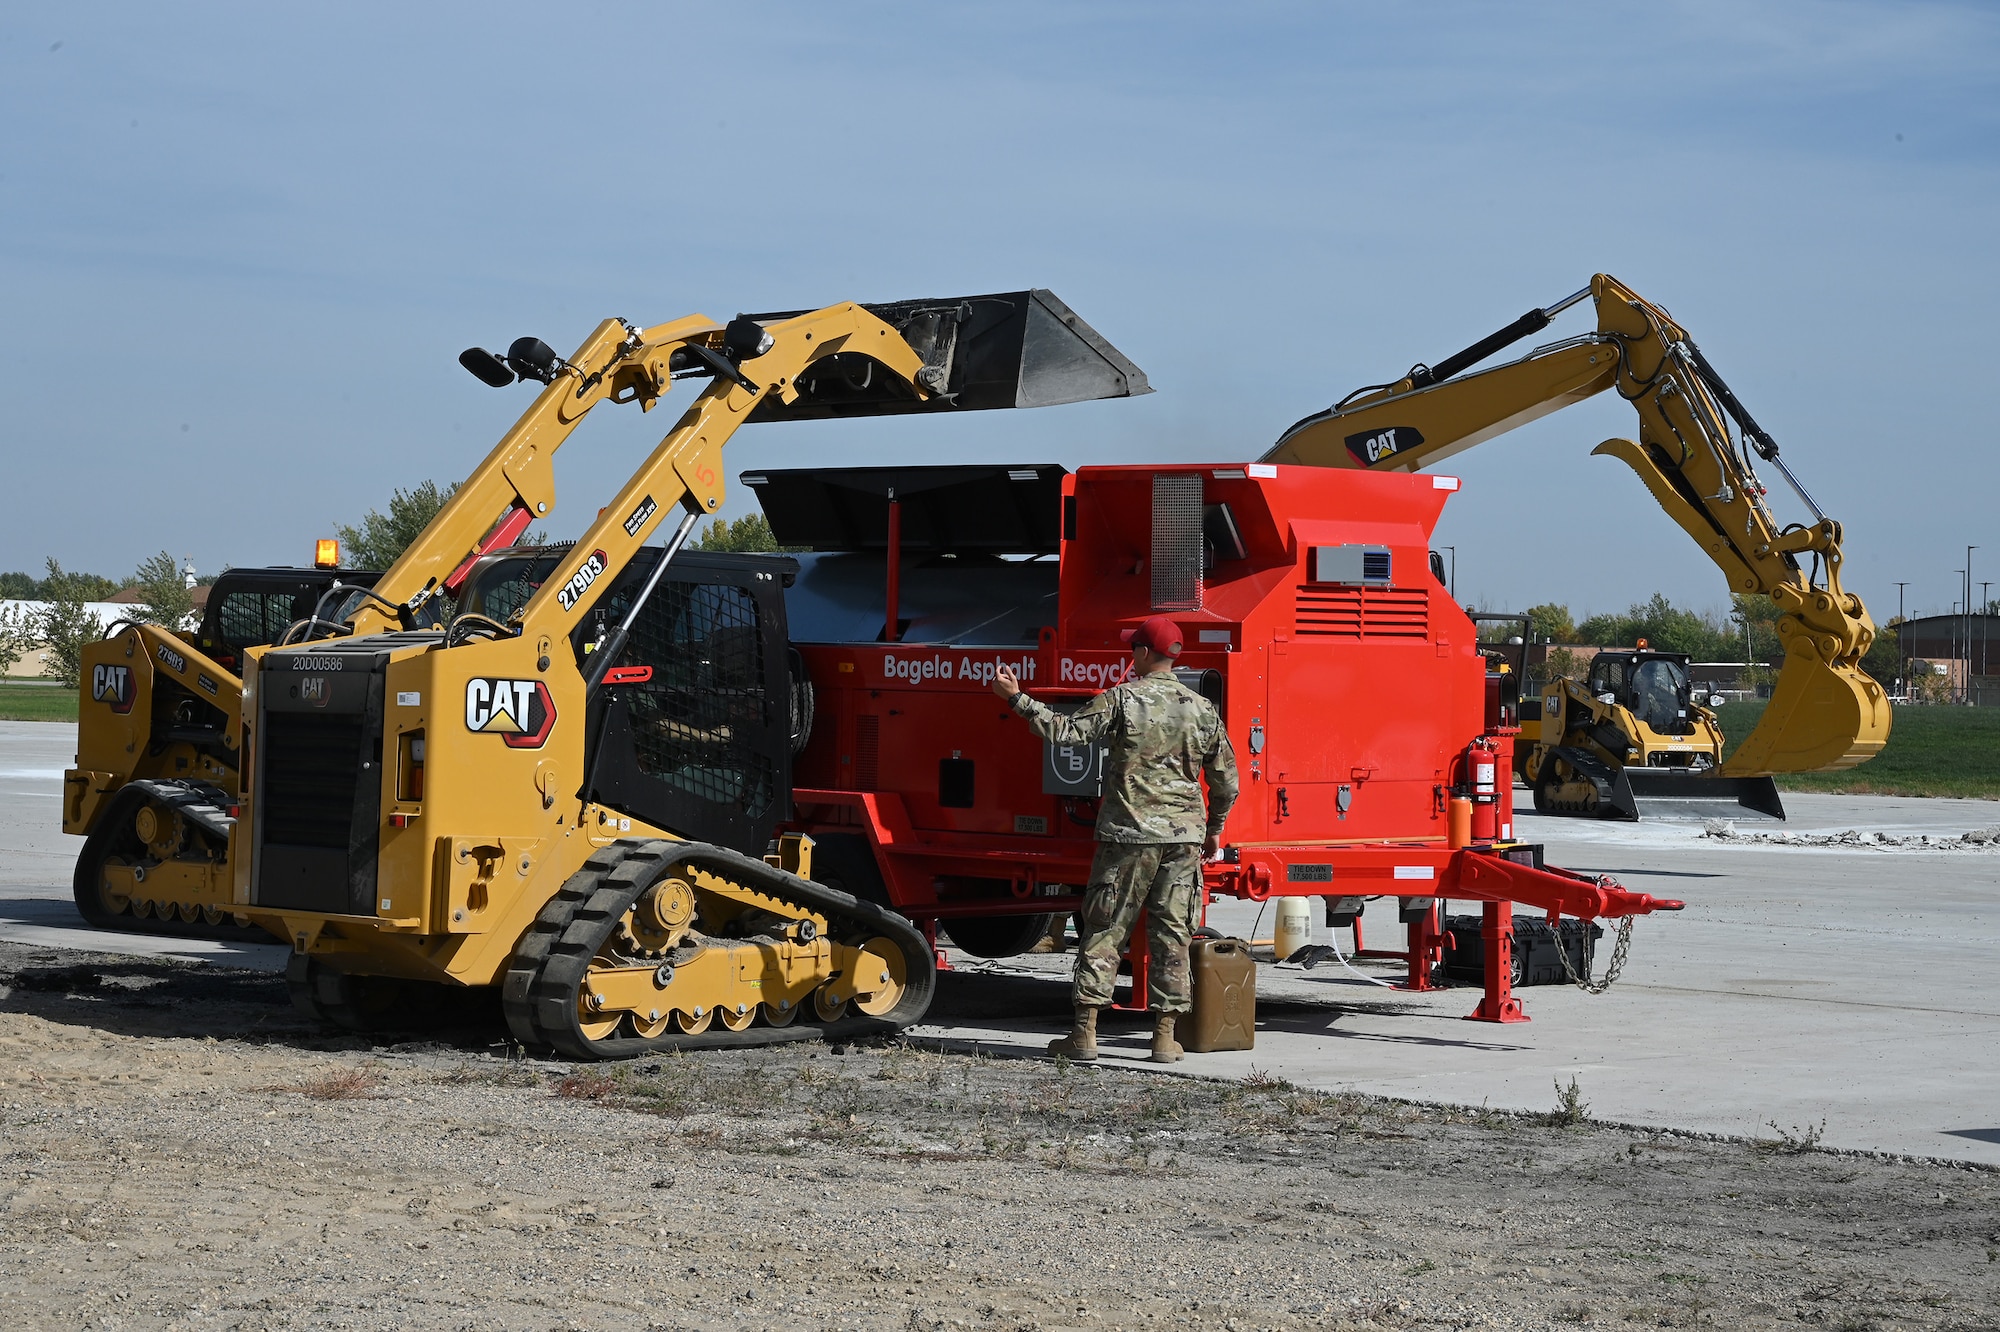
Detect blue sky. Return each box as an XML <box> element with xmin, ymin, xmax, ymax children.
<box><xmin>4</xmin><ymin>2</ymin><xmax>1996</xmax><ymax>623</ymax></box>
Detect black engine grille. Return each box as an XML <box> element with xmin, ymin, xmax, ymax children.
<box><xmin>260</xmin><ymin>712</ymin><xmax>366</xmax><ymax>848</ymax></box>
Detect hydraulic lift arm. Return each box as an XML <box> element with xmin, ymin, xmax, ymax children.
<box><xmin>1261</xmin><ymin>273</ymin><xmax>1889</xmax><ymax>777</ymax></box>
<box><xmin>340</xmin><ymin>289</ymin><xmax>1147</xmax><ymax>641</ymax></box>
<box><xmin>507</xmin><ymin>303</ymin><xmax>933</xmax><ymax>652</ymax></box>
<box><xmin>343</xmin><ymin>314</ymin><xmax>726</xmax><ymax>636</ymax></box>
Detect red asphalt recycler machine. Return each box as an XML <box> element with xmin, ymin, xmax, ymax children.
<box><xmin>748</xmin><ymin>459</ymin><xmax>1681</xmax><ymax>1024</ymax></box>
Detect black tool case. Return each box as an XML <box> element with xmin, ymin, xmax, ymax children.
<box><xmin>1438</xmin><ymin>913</ymin><xmax>1602</xmax><ymax>987</ymax></box>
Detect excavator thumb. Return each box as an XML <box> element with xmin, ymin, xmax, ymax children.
<box><xmin>1624</xmin><ymin>769</ymin><xmax>1787</xmax><ymax>822</ymax></box>
<box><xmin>743</xmin><ymin>289</ymin><xmax>1150</xmax><ymax>421</ymax></box>
<box><xmin>1723</xmin><ymin>653</ymin><xmax>1890</xmax><ymax>777</ymax></box>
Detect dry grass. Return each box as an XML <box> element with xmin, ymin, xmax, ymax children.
<box><xmin>1756</xmin><ymin>1117</ymin><xmax>1828</xmax><ymax>1155</ymax></box>
<box><xmin>1547</xmin><ymin>1074</ymin><xmax>1590</xmax><ymax>1127</ymax></box>
<box><xmin>269</xmin><ymin>1067</ymin><xmax>382</xmax><ymax>1100</ymax></box>
<box><xmin>551</xmin><ymin>1068</ymin><xmax>621</xmax><ymax>1100</ymax></box>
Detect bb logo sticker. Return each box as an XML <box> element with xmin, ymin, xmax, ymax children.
<box><xmin>622</xmin><ymin>494</ymin><xmax>657</xmax><ymax>538</ymax></box>
<box><xmin>1343</xmin><ymin>424</ymin><xmax>1425</xmax><ymax>467</ymax></box>
<box><xmin>556</xmin><ymin>549</ymin><xmax>609</xmax><ymax>612</ymax></box>
<box><xmin>465</xmin><ymin>678</ymin><xmax>557</xmax><ymax>748</ymax></box>
<box><xmin>92</xmin><ymin>664</ymin><xmax>135</xmax><ymax>714</ymax></box>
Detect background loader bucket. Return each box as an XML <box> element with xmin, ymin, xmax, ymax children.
<box><xmin>1722</xmin><ymin>655</ymin><xmax>1890</xmax><ymax>778</ymax></box>
<box><xmin>743</xmin><ymin>289</ymin><xmax>1150</xmax><ymax>421</ymax></box>
<box><xmin>1624</xmin><ymin>768</ymin><xmax>1787</xmax><ymax>821</ymax></box>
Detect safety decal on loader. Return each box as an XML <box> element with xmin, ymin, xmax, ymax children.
<box><xmin>91</xmin><ymin>664</ymin><xmax>134</xmax><ymax>714</ymax></box>
<box><xmin>622</xmin><ymin>495</ymin><xmax>657</xmax><ymax>538</ymax></box>
<box><xmin>465</xmin><ymin>678</ymin><xmax>557</xmax><ymax>748</ymax></box>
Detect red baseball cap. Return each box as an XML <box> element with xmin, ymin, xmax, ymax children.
<box><xmin>1120</xmin><ymin>615</ymin><xmax>1184</xmax><ymax>657</ymax></box>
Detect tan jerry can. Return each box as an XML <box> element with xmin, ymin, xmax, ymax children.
<box><xmin>1175</xmin><ymin>936</ymin><xmax>1255</xmax><ymax>1052</ymax></box>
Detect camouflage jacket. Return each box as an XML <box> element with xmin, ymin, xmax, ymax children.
<box><xmin>1012</xmin><ymin>671</ymin><xmax>1240</xmax><ymax>844</ymax></box>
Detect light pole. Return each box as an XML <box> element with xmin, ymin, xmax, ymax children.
<box><xmin>1984</xmin><ymin>581</ymin><xmax>1993</xmax><ymax>702</ymax></box>
<box><xmin>1894</xmin><ymin>582</ymin><xmax>1909</xmax><ymax>698</ymax></box>
<box><xmin>1968</xmin><ymin>548</ymin><xmax>1979</xmax><ymax>704</ymax></box>
<box><xmin>1954</xmin><ymin>577</ymin><xmax>1965</xmax><ymax>703</ymax></box>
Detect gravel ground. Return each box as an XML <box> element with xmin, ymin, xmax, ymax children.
<box><xmin>2</xmin><ymin>940</ymin><xmax>1998</xmax><ymax>1332</ymax></box>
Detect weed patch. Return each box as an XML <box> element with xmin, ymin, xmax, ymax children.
<box><xmin>270</xmin><ymin>1067</ymin><xmax>381</xmax><ymax>1100</ymax></box>
<box><xmin>1756</xmin><ymin>1118</ymin><xmax>1827</xmax><ymax>1155</ymax></box>
<box><xmin>1547</xmin><ymin>1075</ymin><xmax>1589</xmax><ymax>1127</ymax></box>
<box><xmin>552</xmin><ymin>1068</ymin><xmax>620</xmax><ymax>1101</ymax></box>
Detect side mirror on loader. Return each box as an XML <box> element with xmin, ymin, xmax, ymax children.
<box><xmin>458</xmin><ymin>336</ymin><xmax>562</xmax><ymax>388</ymax></box>
<box><xmin>458</xmin><ymin>346</ymin><xmax>515</xmax><ymax>388</ymax></box>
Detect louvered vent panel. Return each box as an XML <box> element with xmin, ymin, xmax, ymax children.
<box><xmin>1295</xmin><ymin>586</ymin><xmax>1430</xmax><ymax>639</ymax></box>
<box><xmin>1150</xmin><ymin>473</ymin><xmax>1203</xmax><ymax>611</ymax></box>
<box><xmin>853</xmin><ymin>714</ymin><xmax>881</xmax><ymax>790</ymax></box>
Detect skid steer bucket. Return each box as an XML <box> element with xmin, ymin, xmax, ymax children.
<box><xmin>1624</xmin><ymin>768</ymin><xmax>1787</xmax><ymax>821</ymax></box>
<box><xmin>1722</xmin><ymin>654</ymin><xmax>1891</xmax><ymax>778</ymax></box>
<box><xmin>743</xmin><ymin>289</ymin><xmax>1150</xmax><ymax>421</ymax></box>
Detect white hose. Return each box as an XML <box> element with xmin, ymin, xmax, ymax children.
<box><xmin>1324</xmin><ymin>918</ymin><xmax>1397</xmax><ymax>989</ymax></box>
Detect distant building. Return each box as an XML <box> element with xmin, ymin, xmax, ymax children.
<box><xmin>1895</xmin><ymin>614</ymin><xmax>2000</xmax><ymax>704</ymax></box>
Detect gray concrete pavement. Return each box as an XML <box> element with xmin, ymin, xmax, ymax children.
<box><xmin>925</xmin><ymin>793</ymin><xmax>2000</xmax><ymax>1166</ymax></box>
<box><xmin>5</xmin><ymin>718</ymin><xmax>1998</xmax><ymax>1163</ymax></box>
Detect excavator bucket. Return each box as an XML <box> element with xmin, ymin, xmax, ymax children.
<box><xmin>1722</xmin><ymin>656</ymin><xmax>1891</xmax><ymax>778</ymax></box>
<box><xmin>1623</xmin><ymin>769</ymin><xmax>1787</xmax><ymax>822</ymax></box>
<box><xmin>743</xmin><ymin>289</ymin><xmax>1150</xmax><ymax>422</ymax></box>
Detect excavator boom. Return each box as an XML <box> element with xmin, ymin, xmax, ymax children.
<box><xmin>1263</xmin><ymin>273</ymin><xmax>1889</xmax><ymax>779</ymax></box>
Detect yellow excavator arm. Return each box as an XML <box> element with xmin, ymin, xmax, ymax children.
<box><xmin>1263</xmin><ymin>273</ymin><xmax>1888</xmax><ymax>777</ymax></box>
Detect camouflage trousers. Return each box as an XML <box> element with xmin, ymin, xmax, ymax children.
<box><xmin>1073</xmin><ymin>842</ymin><xmax>1203</xmax><ymax>1014</ymax></box>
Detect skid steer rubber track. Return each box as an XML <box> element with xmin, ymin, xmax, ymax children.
<box><xmin>501</xmin><ymin>838</ymin><xmax>936</xmax><ymax>1060</ymax></box>
<box><xmin>1531</xmin><ymin>747</ymin><xmax>1640</xmax><ymax>821</ymax></box>
<box><xmin>71</xmin><ymin>779</ymin><xmax>266</xmax><ymax>940</ymax></box>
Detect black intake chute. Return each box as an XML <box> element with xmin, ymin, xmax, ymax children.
<box><xmin>741</xmin><ymin>289</ymin><xmax>1150</xmax><ymax>421</ymax></box>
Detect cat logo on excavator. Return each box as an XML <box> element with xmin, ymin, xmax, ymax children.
<box><xmin>464</xmin><ymin>678</ymin><xmax>556</xmax><ymax>748</ymax></box>
<box><xmin>1343</xmin><ymin>425</ymin><xmax>1424</xmax><ymax>466</ymax></box>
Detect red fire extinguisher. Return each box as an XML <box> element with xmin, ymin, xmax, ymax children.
<box><xmin>1466</xmin><ymin>739</ymin><xmax>1499</xmax><ymax>842</ymax></box>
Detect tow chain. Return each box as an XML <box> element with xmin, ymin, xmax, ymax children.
<box><xmin>1550</xmin><ymin>895</ymin><xmax>1634</xmax><ymax>996</ymax></box>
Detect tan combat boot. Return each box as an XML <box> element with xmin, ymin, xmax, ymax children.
<box><xmin>1027</xmin><ymin>914</ymin><xmax>1071</xmax><ymax>954</ymax></box>
<box><xmin>1150</xmin><ymin>1012</ymin><xmax>1185</xmax><ymax>1064</ymax></box>
<box><xmin>1048</xmin><ymin>1005</ymin><xmax>1099</xmax><ymax>1061</ymax></box>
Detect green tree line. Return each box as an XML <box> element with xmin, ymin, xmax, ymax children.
<box><xmin>1499</xmin><ymin>593</ymin><xmax>1903</xmax><ymax>686</ymax></box>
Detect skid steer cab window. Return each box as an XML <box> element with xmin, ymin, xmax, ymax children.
<box><xmin>213</xmin><ymin>592</ymin><xmax>301</xmax><ymax>656</ymax></box>
<box><xmin>578</xmin><ymin>551</ymin><xmax>796</xmax><ymax>852</ymax></box>
<box><xmin>209</xmin><ymin>583</ymin><xmax>348</xmax><ymax>662</ymax></box>
<box><xmin>1586</xmin><ymin>655</ymin><xmax>1628</xmax><ymax>700</ymax></box>
<box><xmin>1629</xmin><ymin>658</ymin><xmax>1693</xmax><ymax>734</ymax></box>
<box><xmin>614</xmin><ymin>580</ymin><xmax>776</xmax><ymax>818</ymax></box>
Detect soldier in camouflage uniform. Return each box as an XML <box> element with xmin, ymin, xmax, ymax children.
<box><xmin>991</xmin><ymin>615</ymin><xmax>1238</xmax><ymax>1063</ymax></box>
